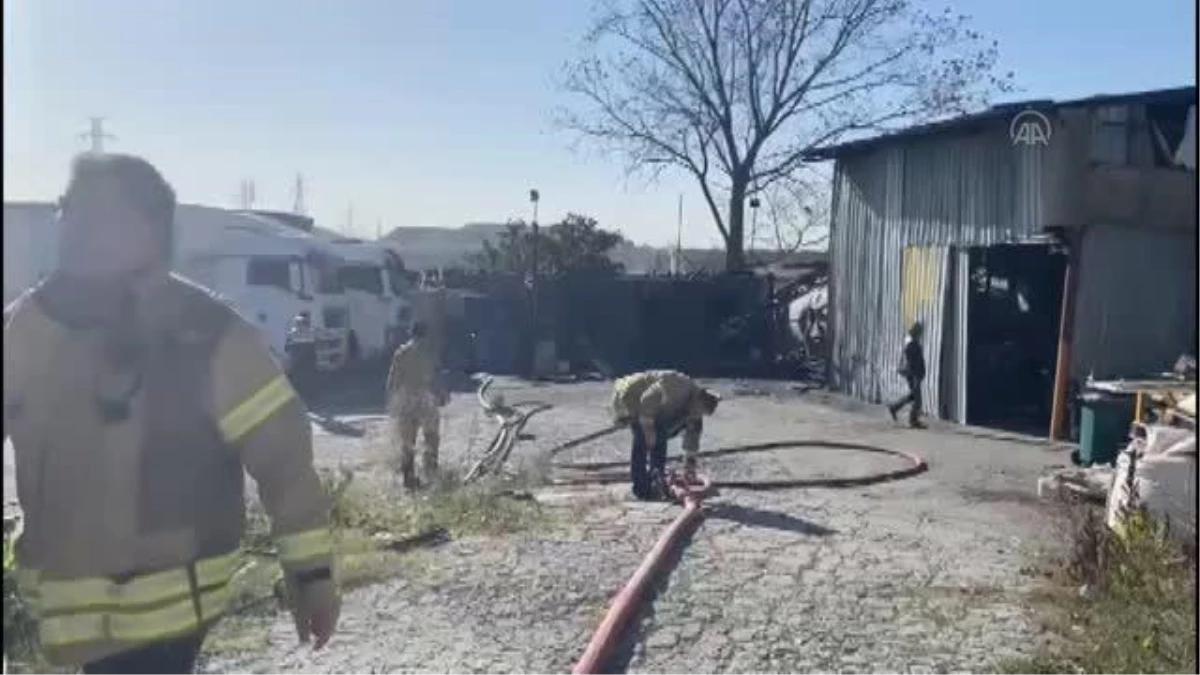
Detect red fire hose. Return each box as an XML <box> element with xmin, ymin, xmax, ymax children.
<box><xmin>554</xmin><ymin>431</ymin><xmax>928</xmax><ymax>674</ymax></box>
<box><xmin>571</xmin><ymin>475</ymin><xmax>714</xmax><ymax>675</ymax></box>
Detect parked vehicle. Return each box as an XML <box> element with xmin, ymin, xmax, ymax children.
<box><xmin>322</xmin><ymin>237</ymin><xmax>411</xmax><ymax>364</ymax></box>
<box><xmin>2</xmin><ymin>201</ymin><xmax>61</xmax><ymax>306</ymax></box>
<box><xmin>173</xmin><ymin>205</ymin><xmax>351</xmax><ymax>375</ymax></box>
<box><xmin>2</xmin><ymin>201</ymin><xmax>353</xmax><ymax>378</ymax></box>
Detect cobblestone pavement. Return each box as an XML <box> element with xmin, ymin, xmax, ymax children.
<box><xmin>7</xmin><ymin>375</ymin><xmax>1064</xmax><ymax>673</ymax></box>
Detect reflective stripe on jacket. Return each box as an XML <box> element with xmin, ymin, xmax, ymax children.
<box><xmin>3</xmin><ymin>273</ymin><xmax>333</xmax><ymax>666</ymax></box>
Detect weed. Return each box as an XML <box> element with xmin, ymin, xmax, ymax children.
<box><xmin>1001</xmin><ymin>503</ymin><xmax>1197</xmax><ymax>674</ymax></box>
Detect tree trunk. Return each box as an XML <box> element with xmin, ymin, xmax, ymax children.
<box><xmin>725</xmin><ymin>179</ymin><xmax>747</xmax><ymax>271</ymax></box>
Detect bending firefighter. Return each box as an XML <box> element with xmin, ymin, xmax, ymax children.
<box><xmin>2</xmin><ymin>154</ymin><xmax>339</xmax><ymax>673</ymax></box>
<box><xmin>386</xmin><ymin>320</ymin><xmax>449</xmax><ymax>489</ymax></box>
<box><xmin>610</xmin><ymin>370</ymin><xmax>720</xmax><ymax>500</ymax></box>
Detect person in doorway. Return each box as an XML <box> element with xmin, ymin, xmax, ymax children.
<box><xmin>3</xmin><ymin>153</ymin><xmax>339</xmax><ymax>674</ymax></box>
<box><xmin>888</xmin><ymin>321</ymin><xmax>927</xmax><ymax>428</ymax></box>
<box><xmin>386</xmin><ymin>320</ymin><xmax>448</xmax><ymax>489</ymax></box>
<box><xmin>610</xmin><ymin>370</ymin><xmax>720</xmax><ymax>500</ymax></box>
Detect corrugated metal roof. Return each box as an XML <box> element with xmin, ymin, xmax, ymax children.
<box><xmin>807</xmin><ymin>85</ymin><xmax>1196</xmax><ymax>160</ymax></box>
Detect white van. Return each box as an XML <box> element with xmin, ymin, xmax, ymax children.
<box><xmin>323</xmin><ymin>238</ymin><xmax>411</xmax><ymax>364</ymax></box>
<box><xmin>3</xmin><ymin>201</ymin><xmax>61</xmax><ymax>306</ymax></box>
<box><xmin>173</xmin><ymin>206</ymin><xmax>351</xmax><ymax>374</ymax></box>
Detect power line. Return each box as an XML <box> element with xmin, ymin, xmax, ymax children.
<box><xmin>78</xmin><ymin>117</ymin><xmax>116</xmax><ymax>153</ymax></box>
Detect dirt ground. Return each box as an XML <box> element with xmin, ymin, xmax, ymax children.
<box><xmin>192</xmin><ymin>376</ymin><xmax>1064</xmax><ymax>674</ymax></box>
<box><xmin>3</xmin><ymin>375</ymin><xmax>1067</xmax><ymax>673</ymax></box>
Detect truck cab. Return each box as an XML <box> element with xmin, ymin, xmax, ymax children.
<box><xmin>174</xmin><ymin>206</ymin><xmax>351</xmax><ymax>376</ymax></box>
<box><xmin>327</xmin><ymin>238</ymin><xmax>411</xmax><ymax>364</ymax></box>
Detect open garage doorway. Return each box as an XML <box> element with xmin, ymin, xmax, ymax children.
<box><xmin>965</xmin><ymin>243</ymin><xmax>1067</xmax><ymax>434</ymax></box>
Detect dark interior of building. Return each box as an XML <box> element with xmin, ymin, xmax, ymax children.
<box><xmin>965</xmin><ymin>244</ymin><xmax>1067</xmax><ymax>434</ymax></box>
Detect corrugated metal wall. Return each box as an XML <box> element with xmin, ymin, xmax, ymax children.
<box><xmin>828</xmin><ymin>126</ymin><xmax>1047</xmax><ymax>412</ymax></box>
<box><xmin>901</xmin><ymin>246</ymin><xmax>950</xmax><ymax>414</ymax></box>
<box><xmin>1072</xmin><ymin>224</ymin><xmax>1197</xmax><ymax>379</ymax></box>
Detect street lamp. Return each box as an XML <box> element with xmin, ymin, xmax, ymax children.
<box><xmin>749</xmin><ymin>196</ymin><xmax>761</xmax><ymax>253</ymax></box>
<box><xmin>528</xmin><ymin>188</ymin><xmax>541</xmax><ymax>376</ymax></box>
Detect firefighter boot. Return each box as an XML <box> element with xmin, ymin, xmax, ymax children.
<box><xmin>682</xmin><ymin>455</ymin><xmax>699</xmax><ymax>485</ymax></box>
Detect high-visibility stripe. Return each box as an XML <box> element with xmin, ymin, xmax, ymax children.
<box><xmin>37</xmin><ymin>552</ymin><xmax>239</xmax><ymax>615</ymax></box>
<box><xmin>276</xmin><ymin>528</ymin><xmax>333</xmax><ymax>566</ymax></box>
<box><xmin>219</xmin><ymin>375</ymin><xmax>296</xmax><ymax>443</ymax></box>
<box><xmin>40</xmin><ymin>584</ymin><xmax>231</xmax><ymax>648</ymax></box>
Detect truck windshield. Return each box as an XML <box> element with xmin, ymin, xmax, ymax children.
<box><xmin>340</xmin><ymin>265</ymin><xmax>384</xmax><ymax>295</ymax></box>
<box><xmin>387</xmin><ymin>266</ymin><xmax>407</xmax><ymax>296</ymax></box>
<box><xmin>246</xmin><ymin>257</ymin><xmax>293</xmax><ymax>292</ymax></box>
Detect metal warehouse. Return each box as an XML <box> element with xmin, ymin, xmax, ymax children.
<box><xmin>808</xmin><ymin>86</ymin><xmax>1196</xmax><ymax>437</ymax></box>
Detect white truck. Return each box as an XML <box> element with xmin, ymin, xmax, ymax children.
<box><xmin>2</xmin><ymin>201</ymin><xmax>353</xmax><ymax>377</ymax></box>
<box><xmin>321</xmin><ymin>237</ymin><xmax>412</xmax><ymax>364</ymax></box>
<box><xmin>173</xmin><ymin>205</ymin><xmax>351</xmax><ymax>375</ymax></box>
<box><xmin>3</xmin><ymin>201</ymin><xmax>61</xmax><ymax>306</ymax></box>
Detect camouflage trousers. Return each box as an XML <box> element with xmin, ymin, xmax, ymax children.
<box><xmin>389</xmin><ymin>390</ymin><xmax>441</xmax><ymax>486</ymax></box>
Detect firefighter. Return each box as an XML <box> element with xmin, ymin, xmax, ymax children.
<box><xmin>610</xmin><ymin>370</ymin><xmax>720</xmax><ymax>500</ymax></box>
<box><xmin>386</xmin><ymin>320</ymin><xmax>447</xmax><ymax>489</ymax></box>
<box><xmin>2</xmin><ymin>154</ymin><xmax>340</xmax><ymax>674</ymax></box>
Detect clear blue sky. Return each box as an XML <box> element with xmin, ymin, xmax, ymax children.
<box><xmin>3</xmin><ymin>0</ymin><xmax>1195</xmax><ymax>247</ymax></box>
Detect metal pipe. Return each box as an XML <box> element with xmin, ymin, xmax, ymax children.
<box><xmin>1049</xmin><ymin>230</ymin><xmax>1080</xmax><ymax>441</ymax></box>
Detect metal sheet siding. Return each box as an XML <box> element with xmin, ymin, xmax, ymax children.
<box><xmin>901</xmin><ymin>246</ymin><xmax>949</xmax><ymax>415</ymax></box>
<box><xmin>828</xmin><ymin>124</ymin><xmax>1048</xmax><ymax>417</ymax></box>
<box><xmin>1072</xmin><ymin>224</ymin><xmax>1197</xmax><ymax>379</ymax></box>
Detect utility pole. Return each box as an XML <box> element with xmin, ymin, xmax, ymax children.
<box><xmin>293</xmin><ymin>174</ymin><xmax>306</xmax><ymax>215</ymax></box>
<box><xmin>345</xmin><ymin>204</ymin><xmax>355</xmax><ymax>235</ymax></box>
<box><xmin>238</xmin><ymin>180</ymin><xmax>257</xmax><ymax>209</ymax></box>
<box><xmin>78</xmin><ymin>117</ymin><xmax>116</xmax><ymax>153</ymax></box>
<box><xmin>375</xmin><ymin>218</ymin><xmax>383</xmax><ymax>240</ymax></box>
<box><xmin>672</xmin><ymin>193</ymin><xmax>684</xmax><ymax>275</ymax></box>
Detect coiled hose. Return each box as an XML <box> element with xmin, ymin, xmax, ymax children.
<box><xmin>464</xmin><ymin>377</ymin><xmax>929</xmax><ymax>673</ymax></box>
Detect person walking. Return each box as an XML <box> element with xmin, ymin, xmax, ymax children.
<box><xmin>888</xmin><ymin>321</ymin><xmax>927</xmax><ymax>428</ymax></box>
<box><xmin>3</xmin><ymin>153</ymin><xmax>340</xmax><ymax>674</ymax></box>
<box><xmin>610</xmin><ymin>370</ymin><xmax>720</xmax><ymax>500</ymax></box>
<box><xmin>386</xmin><ymin>320</ymin><xmax>447</xmax><ymax>489</ymax></box>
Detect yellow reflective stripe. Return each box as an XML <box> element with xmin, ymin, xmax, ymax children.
<box><xmin>276</xmin><ymin>528</ymin><xmax>333</xmax><ymax>565</ymax></box>
<box><xmin>38</xmin><ymin>552</ymin><xmax>239</xmax><ymax>614</ymax></box>
<box><xmin>219</xmin><ymin>375</ymin><xmax>296</xmax><ymax>443</ymax></box>
<box><xmin>40</xmin><ymin>584</ymin><xmax>231</xmax><ymax>648</ymax></box>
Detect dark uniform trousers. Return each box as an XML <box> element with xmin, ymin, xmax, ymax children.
<box><xmin>630</xmin><ymin>418</ymin><xmax>680</xmax><ymax>499</ymax></box>
<box><xmin>81</xmin><ymin>632</ymin><xmax>206</xmax><ymax>674</ymax></box>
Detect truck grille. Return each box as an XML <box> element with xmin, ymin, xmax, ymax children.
<box><xmin>322</xmin><ymin>307</ymin><xmax>347</xmax><ymax>329</ymax></box>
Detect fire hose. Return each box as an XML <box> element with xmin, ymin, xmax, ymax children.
<box><xmin>465</xmin><ymin>378</ymin><xmax>928</xmax><ymax>673</ymax></box>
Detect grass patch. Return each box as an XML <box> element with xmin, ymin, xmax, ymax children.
<box><xmin>1000</xmin><ymin>504</ymin><xmax>1197</xmax><ymax>674</ymax></box>
<box><xmin>3</xmin><ymin>466</ymin><xmax>546</xmax><ymax>667</ymax></box>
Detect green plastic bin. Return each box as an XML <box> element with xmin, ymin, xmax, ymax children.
<box><xmin>1077</xmin><ymin>390</ymin><xmax>1135</xmax><ymax>466</ymax></box>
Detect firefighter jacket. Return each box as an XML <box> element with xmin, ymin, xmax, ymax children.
<box><xmin>2</xmin><ymin>272</ymin><xmax>334</xmax><ymax>667</ymax></box>
<box><xmin>610</xmin><ymin>370</ymin><xmax>706</xmax><ymax>453</ymax></box>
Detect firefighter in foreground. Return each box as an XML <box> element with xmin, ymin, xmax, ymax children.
<box><xmin>610</xmin><ymin>370</ymin><xmax>720</xmax><ymax>500</ymax></box>
<box><xmin>386</xmin><ymin>320</ymin><xmax>448</xmax><ymax>489</ymax></box>
<box><xmin>2</xmin><ymin>153</ymin><xmax>340</xmax><ymax>673</ymax></box>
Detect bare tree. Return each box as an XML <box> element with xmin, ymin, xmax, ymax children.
<box><xmin>560</xmin><ymin>0</ymin><xmax>1011</xmax><ymax>270</ymax></box>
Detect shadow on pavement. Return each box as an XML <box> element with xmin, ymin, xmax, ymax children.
<box><xmin>706</xmin><ymin>502</ymin><xmax>837</xmax><ymax>537</ymax></box>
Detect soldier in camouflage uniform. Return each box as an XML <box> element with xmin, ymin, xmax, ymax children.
<box><xmin>386</xmin><ymin>321</ymin><xmax>447</xmax><ymax>489</ymax></box>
